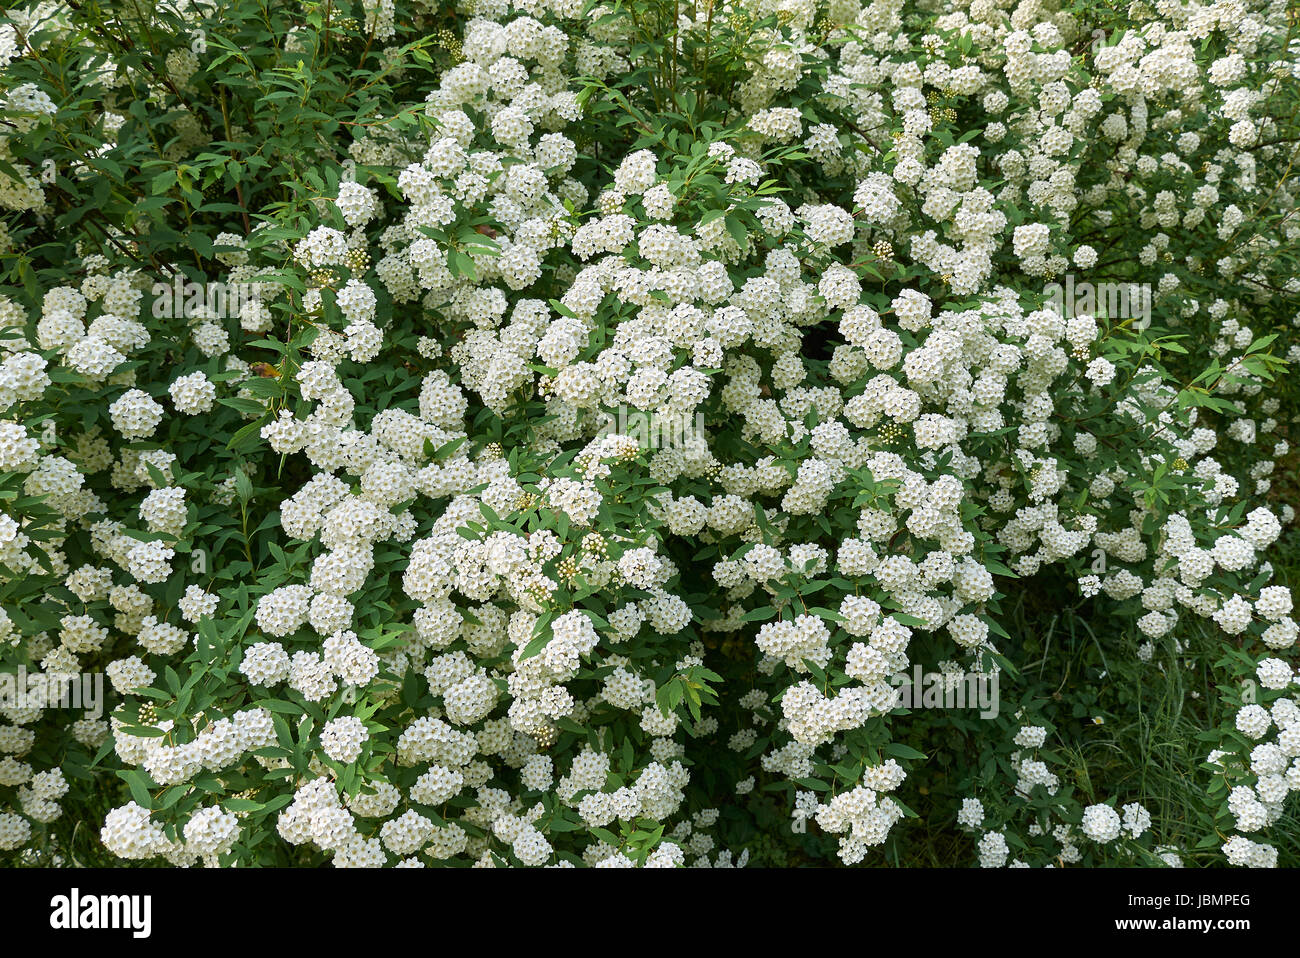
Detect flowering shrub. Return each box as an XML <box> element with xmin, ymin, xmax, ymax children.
<box><xmin>0</xmin><ymin>0</ymin><xmax>1298</xmax><ymax>867</ymax></box>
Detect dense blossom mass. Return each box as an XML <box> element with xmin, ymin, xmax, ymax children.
<box><xmin>0</xmin><ymin>0</ymin><xmax>1297</xmax><ymax>868</ymax></box>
